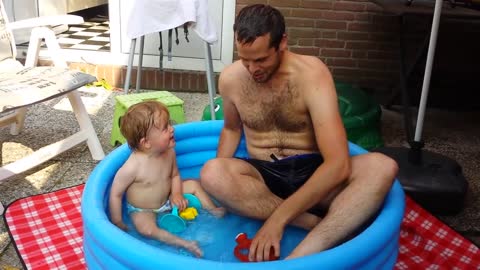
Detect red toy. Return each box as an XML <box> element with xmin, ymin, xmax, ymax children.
<box><xmin>233</xmin><ymin>233</ymin><xmax>279</xmax><ymax>262</ymax></box>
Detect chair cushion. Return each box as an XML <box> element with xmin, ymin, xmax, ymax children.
<box><xmin>0</xmin><ymin>66</ymin><xmax>96</xmax><ymax>113</ymax></box>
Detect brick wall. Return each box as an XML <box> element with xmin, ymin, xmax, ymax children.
<box><xmin>74</xmin><ymin>0</ymin><xmax>402</xmax><ymax>96</ymax></box>
<box><xmin>68</xmin><ymin>62</ymin><xmax>212</xmax><ymax>93</ymax></box>
<box><xmin>67</xmin><ymin>1</ymin><xmax>480</xmax><ymax>107</ymax></box>
<box><xmin>241</xmin><ymin>0</ymin><xmax>402</xmax><ymax>96</ymax></box>
<box><xmin>235</xmin><ymin>0</ymin><xmax>480</xmax><ymax>107</ymax></box>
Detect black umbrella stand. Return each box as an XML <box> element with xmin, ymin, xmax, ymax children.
<box><xmin>375</xmin><ymin>0</ymin><xmax>468</xmax><ymax>215</ymax></box>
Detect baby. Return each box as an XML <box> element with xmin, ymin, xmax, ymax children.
<box><xmin>109</xmin><ymin>101</ymin><xmax>225</xmax><ymax>257</ymax></box>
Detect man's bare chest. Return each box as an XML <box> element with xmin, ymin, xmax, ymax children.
<box><xmin>237</xmin><ymin>82</ymin><xmax>309</xmax><ymax>132</ymax></box>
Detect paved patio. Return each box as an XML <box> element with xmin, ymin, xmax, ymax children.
<box><xmin>0</xmin><ymin>86</ymin><xmax>479</xmax><ymax>268</ymax></box>
<box><xmin>0</xmin><ymin>87</ymin><xmax>213</xmax><ymax>268</ymax></box>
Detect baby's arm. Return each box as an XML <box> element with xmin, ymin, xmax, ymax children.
<box><xmin>169</xmin><ymin>150</ymin><xmax>188</xmax><ymax>210</ymax></box>
<box><xmin>109</xmin><ymin>161</ymin><xmax>136</xmax><ymax>230</ymax></box>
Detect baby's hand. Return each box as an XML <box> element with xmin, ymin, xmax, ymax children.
<box><xmin>183</xmin><ymin>240</ymin><xmax>203</xmax><ymax>258</ymax></box>
<box><xmin>170</xmin><ymin>193</ymin><xmax>188</xmax><ymax>211</ymax></box>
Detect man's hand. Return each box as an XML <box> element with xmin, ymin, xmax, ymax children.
<box><xmin>170</xmin><ymin>193</ymin><xmax>188</xmax><ymax>211</ymax></box>
<box><xmin>249</xmin><ymin>218</ymin><xmax>284</xmax><ymax>262</ymax></box>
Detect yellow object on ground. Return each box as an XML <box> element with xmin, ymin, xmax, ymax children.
<box><xmin>3</xmin><ymin>266</ymin><xmax>21</xmax><ymax>270</ymax></box>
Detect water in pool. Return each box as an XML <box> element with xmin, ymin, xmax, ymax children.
<box><xmin>123</xmin><ymin>208</ymin><xmax>308</xmax><ymax>262</ymax></box>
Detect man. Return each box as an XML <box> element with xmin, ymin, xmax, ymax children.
<box><xmin>200</xmin><ymin>4</ymin><xmax>398</xmax><ymax>261</ymax></box>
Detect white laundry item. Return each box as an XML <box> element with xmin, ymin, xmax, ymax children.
<box><xmin>191</xmin><ymin>0</ymin><xmax>217</xmax><ymax>43</ymax></box>
<box><xmin>126</xmin><ymin>0</ymin><xmax>217</xmax><ymax>43</ymax></box>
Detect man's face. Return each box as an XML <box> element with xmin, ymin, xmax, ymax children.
<box><xmin>236</xmin><ymin>34</ymin><xmax>283</xmax><ymax>83</ymax></box>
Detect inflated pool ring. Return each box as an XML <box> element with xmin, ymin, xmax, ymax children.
<box><xmin>82</xmin><ymin>120</ymin><xmax>405</xmax><ymax>270</ymax></box>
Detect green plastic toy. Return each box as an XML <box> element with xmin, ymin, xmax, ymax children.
<box><xmin>201</xmin><ymin>96</ymin><xmax>224</xmax><ymax>120</ymax></box>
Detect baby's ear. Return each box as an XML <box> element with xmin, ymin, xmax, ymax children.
<box><xmin>139</xmin><ymin>137</ymin><xmax>150</xmax><ymax>149</ymax></box>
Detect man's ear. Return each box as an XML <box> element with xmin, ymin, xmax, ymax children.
<box><xmin>279</xmin><ymin>33</ymin><xmax>288</xmax><ymax>51</ymax></box>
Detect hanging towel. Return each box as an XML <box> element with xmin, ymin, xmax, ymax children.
<box><xmin>190</xmin><ymin>0</ymin><xmax>217</xmax><ymax>43</ymax></box>
<box><xmin>126</xmin><ymin>0</ymin><xmax>217</xmax><ymax>43</ymax></box>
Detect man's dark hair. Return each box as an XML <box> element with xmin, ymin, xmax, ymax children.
<box><xmin>233</xmin><ymin>4</ymin><xmax>285</xmax><ymax>50</ymax></box>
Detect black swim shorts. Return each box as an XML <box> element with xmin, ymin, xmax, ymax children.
<box><xmin>240</xmin><ymin>153</ymin><xmax>325</xmax><ymax>216</ymax></box>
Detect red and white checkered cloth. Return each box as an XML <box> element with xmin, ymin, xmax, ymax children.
<box><xmin>3</xmin><ymin>185</ymin><xmax>480</xmax><ymax>269</ymax></box>
<box><xmin>4</xmin><ymin>185</ymin><xmax>85</xmax><ymax>270</ymax></box>
<box><xmin>395</xmin><ymin>196</ymin><xmax>480</xmax><ymax>269</ymax></box>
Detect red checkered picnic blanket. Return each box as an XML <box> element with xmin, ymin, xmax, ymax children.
<box><xmin>3</xmin><ymin>185</ymin><xmax>480</xmax><ymax>269</ymax></box>
<box><xmin>4</xmin><ymin>185</ymin><xmax>85</xmax><ymax>270</ymax></box>
<box><xmin>395</xmin><ymin>196</ymin><xmax>480</xmax><ymax>269</ymax></box>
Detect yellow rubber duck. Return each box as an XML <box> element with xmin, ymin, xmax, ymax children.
<box><xmin>179</xmin><ymin>207</ymin><xmax>198</xmax><ymax>220</ymax></box>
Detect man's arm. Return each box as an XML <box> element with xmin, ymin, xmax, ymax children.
<box><xmin>217</xmin><ymin>68</ymin><xmax>243</xmax><ymax>158</ymax></box>
<box><xmin>250</xmin><ymin>58</ymin><xmax>351</xmax><ymax>262</ymax></box>
<box><xmin>270</xmin><ymin>58</ymin><xmax>351</xmax><ymax>227</ymax></box>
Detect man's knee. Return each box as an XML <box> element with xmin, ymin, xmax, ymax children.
<box><xmin>358</xmin><ymin>152</ymin><xmax>397</xmax><ymax>173</ymax></box>
<box><xmin>366</xmin><ymin>152</ymin><xmax>398</xmax><ymax>192</ymax></box>
<box><xmin>200</xmin><ymin>158</ymin><xmax>226</xmax><ymax>192</ymax></box>
<box><xmin>352</xmin><ymin>152</ymin><xmax>398</xmax><ymax>187</ymax></box>
<box><xmin>371</xmin><ymin>152</ymin><xmax>398</xmax><ymax>179</ymax></box>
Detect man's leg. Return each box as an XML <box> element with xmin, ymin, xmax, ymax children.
<box><xmin>286</xmin><ymin>152</ymin><xmax>398</xmax><ymax>259</ymax></box>
<box><xmin>200</xmin><ymin>157</ymin><xmax>319</xmax><ymax>230</ymax></box>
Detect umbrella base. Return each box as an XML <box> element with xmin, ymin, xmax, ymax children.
<box><xmin>374</xmin><ymin>146</ymin><xmax>468</xmax><ymax>215</ymax></box>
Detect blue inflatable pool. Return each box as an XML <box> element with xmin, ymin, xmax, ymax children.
<box><xmin>82</xmin><ymin>120</ymin><xmax>405</xmax><ymax>269</ymax></box>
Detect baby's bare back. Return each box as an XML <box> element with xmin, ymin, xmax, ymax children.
<box><xmin>126</xmin><ymin>151</ymin><xmax>174</xmax><ymax>209</ymax></box>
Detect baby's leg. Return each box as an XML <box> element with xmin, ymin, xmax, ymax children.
<box><xmin>130</xmin><ymin>211</ymin><xmax>203</xmax><ymax>257</ymax></box>
<box><xmin>183</xmin><ymin>180</ymin><xmax>226</xmax><ymax>217</ymax></box>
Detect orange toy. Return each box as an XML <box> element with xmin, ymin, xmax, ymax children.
<box><xmin>233</xmin><ymin>233</ymin><xmax>279</xmax><ymax>262</ymax></box>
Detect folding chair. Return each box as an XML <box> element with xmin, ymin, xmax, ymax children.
<box><xmin>0</xmin><ymin>2</ymin><xmax>105</xmax><ymax>214</ymax></box>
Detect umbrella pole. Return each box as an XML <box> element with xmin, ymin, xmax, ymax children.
<box><xmin>408</xmin><ymin>0</ymin><xmax>444</xmax><ymax>164</ymax></box>
<box><xmin>375</xmin><ymin>0</ymin><xmax>468</xmax><ymax>215</ymax></box>
<box><xmin>414</xmin><ymin>0</ymin><xmax>444</xmax><ymax>142</ymax></box>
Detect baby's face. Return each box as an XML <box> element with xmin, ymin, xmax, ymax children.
<box><xmin>145</xmin><ymin>119</ymin><xmax>175</xmax><ymax>153</ymax></box>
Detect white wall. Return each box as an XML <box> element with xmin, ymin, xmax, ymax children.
<box><xmin>11</xmin><ymin>0</ymin><xmax>235</xmax><ymax>73</ymax></box>
<box><xmin>109</xmin><ymin>0</ymin><xmax>234</xmax><ymax>72</ymax></box>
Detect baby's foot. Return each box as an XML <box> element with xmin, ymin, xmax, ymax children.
<box><xmin>208</xmin><ymin>207</ymin><xmax>226</xmax><ymax>218</ymax></box>
<box><xmin>184</xmin><ymin>240</ymin><xmax>203</xmax><ymax>257</ymax></box>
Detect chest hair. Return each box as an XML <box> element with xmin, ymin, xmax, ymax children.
<box><xmin>238</xmin><ymin>79</ymin><xmax>308</xmax><ymax>132</ymax></box>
